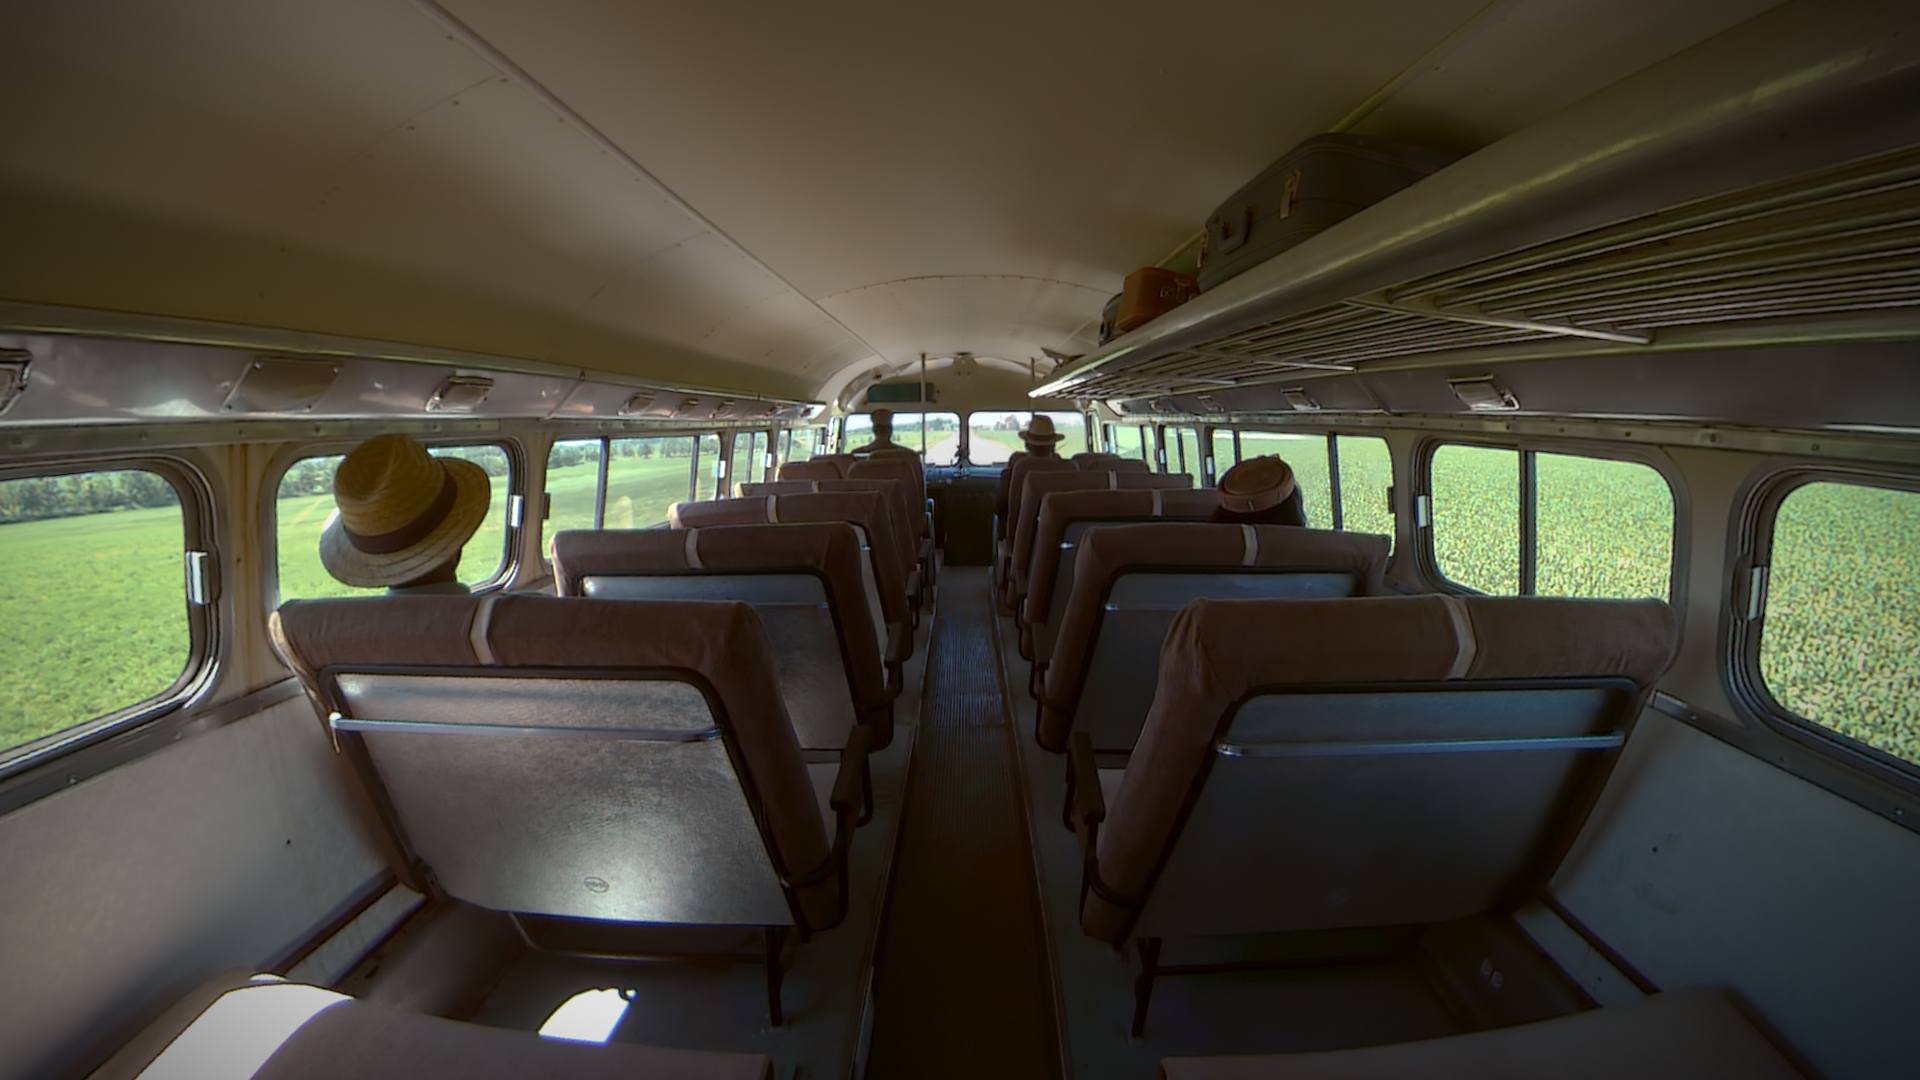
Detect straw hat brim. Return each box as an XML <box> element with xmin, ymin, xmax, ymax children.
<box><xmin>318</xmin><ymin>457</ymin><xmax>492</xmax><ymax>588</ymax></box>
<box><xmin>1019</xmin><ymin>430</ymin><xmax>1067</xmax><ymax>444</ymax></box>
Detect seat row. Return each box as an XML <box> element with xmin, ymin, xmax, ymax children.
<box><xmin>262</xmin><ymin>486</ymin><xmax>930</xmax><ymax>1030</ymax></box>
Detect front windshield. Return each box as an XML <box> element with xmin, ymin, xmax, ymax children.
<box><xmin>965</xmin><ymin>412</ymin><xmax>1088</xmax><ymax>465</ymax></box>
<box><xmin>843</xmin><ymin>412</ymin><xmax>962</xmax><ymax>465</ymax></box>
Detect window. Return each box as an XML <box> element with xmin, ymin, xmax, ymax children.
<box><xmin>1429</xmin><ymin>443</ymin><xmax>1673</xmax><ymax>599</ymax></box>
<box><xmin>1109</xmin><ymin>424</ymin><xmax>1148</xmax><ymax>462</ymax></box>
<box><xmin>546</xmin><ymin>438</ymin><xmax>602</xmax><ymax>535</ymax></box>
<box><xmin>844</xmin><ymin>411</ymin><xmax>963</xmax><ymax>465</ymax></box>
<box><xmin>278</xmin><ymin>444</ymin><xmax>511</xmax><ymax>600</ymax></box>
<box><xmin>1239</xmin><ymin>432</ymin><xmax>1333</xmax><ymax>528</ymax></box>
<box><xmin>967</xmin><ymin>412</ymin><xmax>1088</xmax><ymax>464</ymax></box>
<box><xmin>1166</xmin><ymin>427</ymin><xmax>1202</xmax><ymax>485</ymax></box>
<box><xmin>1335</xmin><ymin>436</ymin><xmax>1395</xmax><ymax>546</ymax></box>
<box><xmin>1535</xmin><ymin>453</ymin><xmax>1674</xmax><ymax>599</ymax></box>
<box><xmin>1210</xmin><ymin>429</ymin><xmax>1238</xmax><ymax>484</ymax></box>
<box><xmin>606</xmin><ymin>436</ymin><xmax>697</xmax><ymax>529</ymax></box>
<box><xmin>1759</xmin><ymin>480</ymin><xmax>1920</xmax><ymax>766</ymax></box>
<box><xmin>1</xmin><ymin>467</ymin><xmax>197</xmax><ymax>759</ymax></box>
<box><xmin>693</xmin><ymin>433</ymin><xmax>722</xmax><ymax>502</ymax></box>
<box><xmin>728</xmin><ymin>431</ymin><xmax>767</xmax><ymax>492</ymax></box>
<box><xmin>1430</xmin><ymin>445</ymin><xmax>1521</xmax><ymax>595</ymax></box>
<box><xmin>787</xmin><ymin>424</ymin><xmax>825</xmax><ymax>463</ymax></box>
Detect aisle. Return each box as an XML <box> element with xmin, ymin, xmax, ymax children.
<box><xmin>865</xmin><ymin>568</ymin><xmax>1062</xmax><ymax>1077</ymax></box>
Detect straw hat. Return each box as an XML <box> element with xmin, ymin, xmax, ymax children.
<box><xmin>319</xmin><ymin>435</ymin><xmax>492</xmax><ymax>588</ymax></box>
<box><xmin>870</xmin><ymin>408</ymin><xmax>895</xmax><ymax>430</ymax></box>
<box><xmin>1019</xmin><ymin>414</ymin><xmax>1066</xmax><ymax>445</ymax></box>
<box><xmin>1217</xmin><ymin>455</ymin><xmax>1298</xmax><ymax>514</ymax></box>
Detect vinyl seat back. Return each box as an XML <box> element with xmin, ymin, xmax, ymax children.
<box><xmin>553</xmin><ymin>524</ymin><xmax>893</xmax><ymax>749</ymax></box>
<box><xmin>1021</xmin><ymin>488</ymin><xmax>1221</xmax><ymax>664</ymax></box>
<box><xmin>270</xmin><ymin>595</ymin><xmax>844</xmax><ymax>933</ymax></box>
<box><xmin>1038</xmin><ymin>523</ymin><xmax>1388</xmax><ymax>752</ymax></box>
<box><xmin>1006</xmin><ymin>470</ymin><xmax>1195</xmax><ymax>612</ymax></box>
<box><xmin>1076</xmin><ymin>593</ymin><xmax>1677</xmax><ymax>945</ymax></box>
<box><xmin>670</xmin><ymin>492</ymin><xmax>905</xmax><ymax>654</ymax></box>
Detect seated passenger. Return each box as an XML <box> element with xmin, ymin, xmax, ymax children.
<box><xmin>318</xmin><ymin>434</ymin><xmax>491</xmax><ymax>595</ymax></box>
<box><xmin>848</xmin><ymin>407</ymin><xmax>905</xmax><ymax>454</ymax></box>
<box><xmin>1210</xmin><ymin>454</ymin><xmax>1307</xmax><ymax>526</ymax></box>
<box><xmin>992</xmin><ymin>414</ymin><xmax>1067</xmax><ymax>521</ymax></box>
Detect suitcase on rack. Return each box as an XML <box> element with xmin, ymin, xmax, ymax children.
<box><xmin>1197</xmin><ymin>133</ymin><xmax>1456</xmax><ymax>292</ymax></box>
<box><xmin>1097</xmin><ymin>292</ymin><xmax>1124</xmax><ymax>344</ymax></box>
<box><xmin>1114</xmin><ymin>267</ymin><xmax>1200</xmax><ymax>335</ymax></box>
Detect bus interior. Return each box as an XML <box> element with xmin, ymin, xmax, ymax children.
<box><xmin>1</xmin><ymin>1</ymin><xmax>1917</xmax><ymax>1077</ymax></box>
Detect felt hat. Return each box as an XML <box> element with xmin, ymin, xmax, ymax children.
<box><xmin>318</xmin><ymin>435</ymin><xmax>491</xmax><ymax>588</ymax></box>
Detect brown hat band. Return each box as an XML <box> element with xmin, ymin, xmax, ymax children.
<box><xmin>344</xmin><ymin>470</ymin><xmax>458</xmax><ymax>554</ymax></box>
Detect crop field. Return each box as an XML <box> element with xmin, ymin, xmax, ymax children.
<box><xmin>1</xmin><ymin>450</ymin><xmax>1914</xmax><ymax>769</ymax></box>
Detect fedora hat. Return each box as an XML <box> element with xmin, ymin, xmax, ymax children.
<box><xmin>1019</xmin><ymin>414</ymin><xmax>1066</xmax><ymax>445</ymax></box>
<box><xmin>319</xmin><ymin>435</ymin><xmax>492</xmax><ymax>588</ymax></box>
<box><xmin>1217</xmin><ymin>455</ymin><xmax>1298</xmax><ymax>514</ymax></box>
<box><xmin>870</xmin><ymin>408</ymin><xmax>895</xmax><ymax>429</ymax></box>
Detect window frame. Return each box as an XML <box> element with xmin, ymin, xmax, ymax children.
<box><xmin>605</xmin><ymin>433</ymin><xmax>705</xmax><ymax>527</ymax></box>
<box><xmin>268</xmin><ymin>436</ymin><xmax>524</xmax><ymax>609</ymax></box>
<box><xmin>1417</xmin><ymin>436</ymin><xmax>1684</xmax><ymax>604</ymax></box>
<box><xmin>0</xmin><ymin>453</ymin><xmax>219</xmax><ymax>777</ymax></box>
<box><xmin>1731</xmin><ymin>466</ymin><xmax>1920</xmax><ymax>784</ymax></box>
<box><xmin>1230</xmin><ymin>428</ymin><xmax>1400</xmax><ymax>536</ymax></box>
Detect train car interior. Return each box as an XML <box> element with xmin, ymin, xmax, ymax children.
<box><xmin>2</xmin><ymin>1</ymin><xmax>1917</xmax><ymax>1077</ymax></box>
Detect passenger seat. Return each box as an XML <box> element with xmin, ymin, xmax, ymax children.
<box><xmin>1037</xmin><ymin>523</ymin><xmax>1387</xmax><ymax>753</ymax></box>
<box><xmin>1020</xmin><ymin>487</ymin><xmax>1220</xmax><ymax>670</ymax></box>
<box><xmin>742</xmin><ymin>478</ymin><xmax>921</xmax><ymax>621</ymax></box>
<box><xmin>1069</xmin><ymin>594</ymin><xmax>1676</xmax><ymax>1033</ymax></box>
<box><xmin>90</xmin><ymin>973</ymin><xmax>771</xmax><ymax>1079</ymax></box>
<box><xmin>552</xmin><ymin>524</ymin><xmax>898</xmax><ymax>749</ymax></box>
<box><xmin>1002</xmin><ymin>468</ymin><xmax>1192</xmax><ymax>614</ymax></box>
<box><xmin>1156</xmin><ymin>988</ymin><xmax>1797</xmax><ymax>1079</ymax></box>
<box><xmin>269</xmin><ymin>595</ymin><xmax>871</xmax><ymax>1025</ymax></box>
<box><xmin>669</xmin><ymin>491</ymin><xmax>911</xmax><ymax>668</ymax></box>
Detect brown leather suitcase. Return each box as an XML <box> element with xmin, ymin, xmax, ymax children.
<box><xmin>1114</xmin><ymin>268</ymin><xmax>1199</xmax><ymax>334</ymax></box>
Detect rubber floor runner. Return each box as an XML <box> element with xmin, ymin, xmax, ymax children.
<box><xmin>866</xmin><ymin>569</ymin><xmax>1061</xmax><ymax>1077</ymax></box>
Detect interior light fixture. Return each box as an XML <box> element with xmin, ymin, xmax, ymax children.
<box><xmin>1447</xmin><ymin>375</ymin><xmax>1520</xmax><ymax>412</ymax></box>
<box><xmin>425</xmin><ymin>374</ymin><xmax>494</xmax><ymax>413</ymax></box>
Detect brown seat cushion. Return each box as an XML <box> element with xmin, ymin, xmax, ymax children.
<box><xmin>1007</xmin><ymin>471</ymin><xmax>1194</xmax><ymax>607</ymax></box>
<box><xmin>848</xmin><ymin>458</ymin><xmax>927</xmax><ymax>541</ymax></box>
<box><xmin>1035</xmin><ymin>523</ymin><xmax>1389</xmax><ymax>752</ymax></box>
<box><xmin>779</xmin><ymin>457</ymin><xmax>848</xmax><ymax>481</ymax></box>
<box><xmin>670</xmin><ymin>492</ymin><xmax>908</xmax><ymax>629</ymax></box>
<box><xmin>1157</xmin><ymin>988</ymin><xmax>1797</xmax><ymax>1080</ymax></box>
<box><xmin>1020</xmin><ymin>488</ymin><xmax>1221</xmax><ymax>626</ymax></box>
<box><xmin>95</xmin><ymin>975</ymin><xmax>771</xmax><ymax>1080</ymax></box>
<box><xmin>743</xmin><ymin>479</ymin><xmax>916</xmax><ymax>595</ymax></box>
<box><xmin>269</xmin><ymin>595</ymin><xmax>837</xmax><ymax>930</ymax></box>
<box><xmin>551</xmin><ymin>523</ymin><xmax>893</xmax><ymax>746</ymax></box>
<box><xmin>1083</xmin><ymin>593</ymin><xmax>1678</xmax><ymax>943</ymax></box>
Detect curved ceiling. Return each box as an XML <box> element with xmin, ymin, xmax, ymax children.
<box><xmin>0</xmin><ymin>0</ymin><xmax>1779</xmax><ymax>403</ymax></box>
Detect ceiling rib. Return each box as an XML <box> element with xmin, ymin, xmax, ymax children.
<box><xmin>407</xmin><ymin>0</ymin><xmax>887</xmax><ymax>370</ymax></box>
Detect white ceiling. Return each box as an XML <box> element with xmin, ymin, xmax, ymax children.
<box><xmin>0</xmin><ymin>0</ymin><xmax>1779</xmax><ymax>402</ymax></box>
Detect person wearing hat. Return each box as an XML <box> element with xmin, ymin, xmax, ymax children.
<box><xmin>1211</xmin><ymin>454</ymin><xmax>1308</xmax><ymax>526</ymax></box>
<box><xmin>992</xmin><ymin>413</ymin><xmax>1068</xmax><ymax>522</ymax></box>
<box><xmin>848</xmin><ymin>408</ymin><xmax>904</xmax><ymax>454</ymax></box>
<box><xmin>320</xmin><ymin>434</ymin><xmax>493</xmax><ymax>594</ymax></box>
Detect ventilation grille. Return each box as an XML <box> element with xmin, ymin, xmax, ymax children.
<box><xmin>1062</xmin><ymin>144</ymin><xmax>1920</xmax><ymax>400</ymax></box>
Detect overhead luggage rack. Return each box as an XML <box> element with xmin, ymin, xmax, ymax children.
<box><xmin>1048</xmin><ymin>143</ymin><xmax>1920</xmax><ymax>402</ymax></box>
<box><xmin>1033</xmin><ymin>1</ymin><xmax>1920</xmax><ymax>404</ymax></box>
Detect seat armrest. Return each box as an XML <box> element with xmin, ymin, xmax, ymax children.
<box><xmin>832</xmin><ymin>724</ymin><xmax>875</xmax><ymax>827</ymax></box>
<box><xmin>1064</xmin><ymin>730</ymin><xmax>1106</xmax><ymax>831</ymax></box>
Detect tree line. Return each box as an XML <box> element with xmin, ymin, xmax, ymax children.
<box><xmin>0</xmin><ymin>470</ymin><xmax>178</xmax><ymax>524</ymax></box>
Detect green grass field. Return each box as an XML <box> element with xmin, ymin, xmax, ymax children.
<box><xmin>1</xmin><ymin>449</ymin><xmax>1915</xmax><ymax>769</ymax></box>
